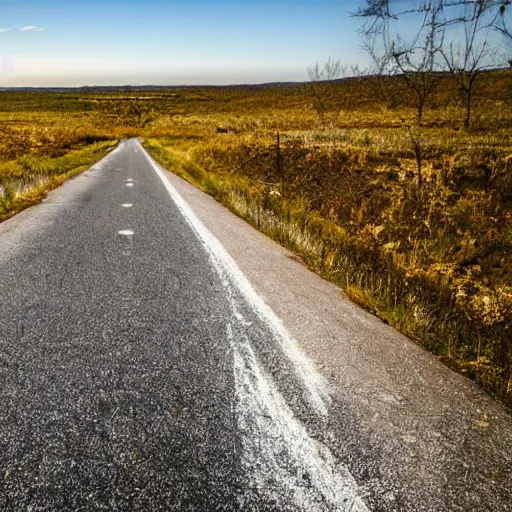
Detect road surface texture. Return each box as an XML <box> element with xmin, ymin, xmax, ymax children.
<box><xmin>0</xmin><ymin>139</ymin><xmax>510</xmax><ymax>511</ymax></box>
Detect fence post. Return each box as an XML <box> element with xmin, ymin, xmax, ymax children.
<box><xmin>277</xmin><ymin>131</ymin><xmax>283</xmax><ymax>197</ymax></box>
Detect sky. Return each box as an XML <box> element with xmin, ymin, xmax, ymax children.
<box><xmin>0</xmin><ymin>0</ymin><xmax>367</xmax><ymax>87</ymax></box>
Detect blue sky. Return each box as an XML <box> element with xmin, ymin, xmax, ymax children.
<box><xmin>0</xmin><ymin>0</ymin><xmax>367</xmax><ymax>86</ymax></box>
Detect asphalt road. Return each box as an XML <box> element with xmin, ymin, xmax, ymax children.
<box><xmin>0</xmin><ymin>139</ymin><xmax>510</xmax><ymax>511</ymax></box>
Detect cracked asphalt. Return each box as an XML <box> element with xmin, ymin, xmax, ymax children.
<box><xmin>0</xmin><ymin>139</ymin><xmax>510</xmax><ymax>511</ymax></box>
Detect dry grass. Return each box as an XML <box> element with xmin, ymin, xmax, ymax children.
<box><xmin>1</xmin><ymin>72</ymin><xmax>511</xmax><ymax>406</ymax></box>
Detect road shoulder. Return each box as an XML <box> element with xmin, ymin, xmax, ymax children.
<box><xmin>158</xmin><ymin>153</ymin><xmax>512</xmax><ymax>511</ymax></box>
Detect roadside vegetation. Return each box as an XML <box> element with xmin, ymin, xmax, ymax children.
<box><xmin>1</xmin><ymin>1</ymin><xmax>511</xmax><ymax>407</ymax></box>
<box><xmin>142</xmin><ymin>72</ymin><xmax>512</xmax><ymax>408</ymax></box>
<box><xmin>0</xmin><ymin>95</ymin><xmax>119</xmax><ymax>221</ymax></box>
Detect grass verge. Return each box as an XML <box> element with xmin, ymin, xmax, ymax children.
<box><xmin>0</xmin><ymin>140</ymin><xmax>118</xmax><ymax>222</ymax></box>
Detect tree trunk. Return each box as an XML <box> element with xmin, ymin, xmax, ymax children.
<box><xmin>418</xmin><ymin>101</ymin><xmax>424</xmax><ymax>126</ymax></box>
<box><xmin>464</xmin><ymin>90</ymin><xmax>471</xmax><ymax>129</ymax></box>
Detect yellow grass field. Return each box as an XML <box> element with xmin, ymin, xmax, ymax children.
<box><xmin>1</xmin><ymin>70</ymin><xmax>511</xmax><ymax>406</ymax></box>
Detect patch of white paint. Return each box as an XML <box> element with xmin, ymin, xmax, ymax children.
<box><xmin>126</xmin><ymin>183</ymin><xmax>134</xmax><ymax>188</ymax></box>
<box><xmin>121</xmin><ymin>203</ymin><xmax>133</xmax><ymax>208</ymax></box>
<box><xmin>126</xmin><ymin>179</ymin><xmax>133</xmax><ymax>182</ymax></box>
<box><xmin>118</xmin><ymin>230</ymin><xmax>134</xmax><ymax>236</ymax></box>
<box><xmin>231</xmin><ymin>326</ymin><xmax>369</xmax><ymax>510</ymax></box>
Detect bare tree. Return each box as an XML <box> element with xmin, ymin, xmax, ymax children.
<box><xmin>307</xmin><ymin>58</ymin><xmax>346</xmax><ymax>130</ymax></box>
<box><xmin>355</xmin><ymin>31</ymin><xmax>401</xmax><ymax>108</ymax></box>
<box><xmin>492</xmin><ymin>0</ymin><xmax>512</xmax><ymax>40</ymax></box>
<box><xmin>440</xmin><ymin>1</ymin><xmax>498</xmax><ymax>128</ymax></box>
<box><xmin>357</xmin><ymin>0</ymin><xmax>447</xmax><ymax>187</ymax></box>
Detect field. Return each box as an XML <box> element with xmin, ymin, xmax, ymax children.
<box><xmin>1</xmin><ymin>71</ymin><xmax>511</xmax><ymax>407</ymax></box>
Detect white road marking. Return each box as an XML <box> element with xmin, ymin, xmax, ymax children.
<box><xmin>142</xmin><ymin>145</ymin><xmax>329</xmax><ymax>414</ymax></box>
<box><xmin>126</xmin><ymin>179</ymin><xmax>133</xmax><ymax>182</ymax></box>
<box><xmin>126</xmin><ymin>183</ymin><xmax>134</xmax><ymax>188</ymax></box>
<box><xmin>118</xmin><ymin>230</ymin><xmax>134</xmax><ymax>236</ymax></box>
<box><xmin>141</xmin><ymin>142</ymin><xmax>369</xmax><ymax>511</ymax></box>
<box><xmin>121</xmin><ymin>203</ymin><xmax>133</xmax><ymax>208</ymax></box>
<box><xmin>232</xmin><ymin>325</ymin><xmax>369</xmax><ymax>511</ymax></box>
